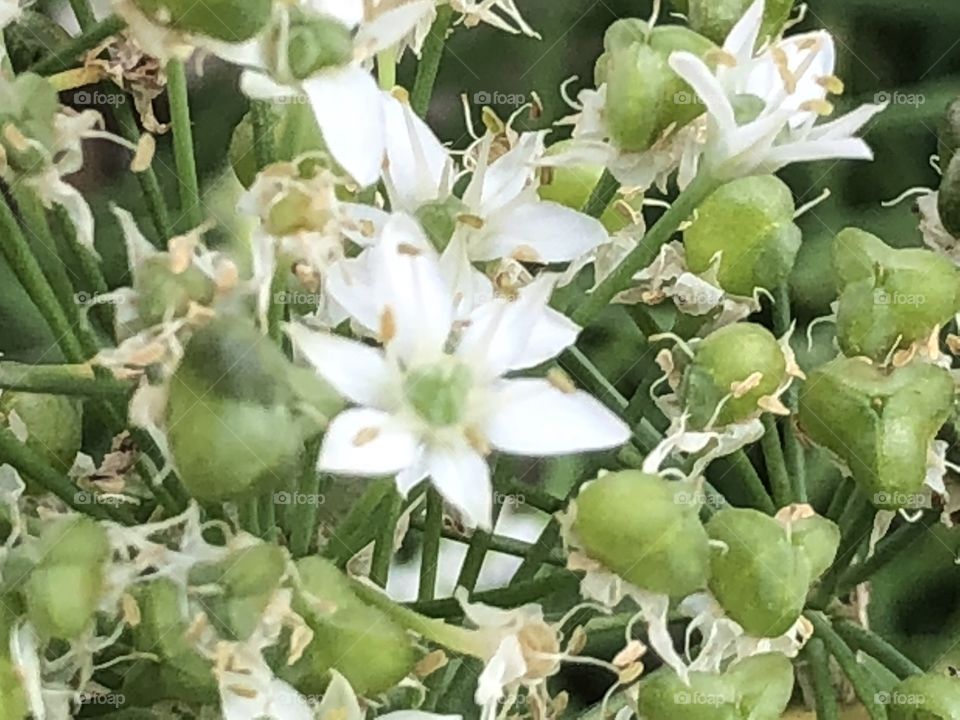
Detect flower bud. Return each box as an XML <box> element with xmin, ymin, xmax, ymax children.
<box><xmin>25</xmin><ymin>516</ymin><xmax>110</xmax><ymax>640</ymax></box>
<box><xmin>269</xmin><ymin>12</ymin><xmax>354</xmax><ymax>81</ymax></box>
<box><xmin>134</xmin><ymin>253</ymin><xmax>216</xmax><ymax>327</ymax></box>
<box><xmin>725</xmin><ymin>652</ymin><xmax>794</xmax><ymax>719</ymax></box>
<box><xmin>688</xmin><ymin>0</ymin><xmax>795</xmax><ymax>45</ymax></box>
<box><xmin>0</xmin><ymin>73</ymin><xmax>59</xmax><ymax>176</ymax></box>
<box><xmin>788</xmin><ymin>513</ymin><xmax>840</xmax><ymax>581</ymax></box>
<box><xmin>684</xmin><ymin>175</ymin><xmax>801</xmax><ymax>296</ymax></box>
<box><xmin>706</xmin><ymin>508</ymin><xmax>810</xmax><ymax>637</ymax></box>
<box><xmin>573</xmin><ymin>471</ymin><xmax>711</xmax><ymax>598</ymax></box>
<box><xmin>0</xmin><ymin>391</ymin><xmax>81</xmax><ymax>475</ymax></box>
<box><xmin>937</xmin><ymin>97</ymin><xmax>960</xmax><ymax>170</ymax></box>
<box><xmin>282</xmin><ymin>557</ymin><xmax>416</xmax><ymax>696</ymax></box>
<box><xmin>834</xmin><ymin>228</ymin><xmax>960</xmax><ymax>361</ymax></box>
<box><xmin>888</xmin><ymin>674</ymin><xmax>960</xmax><ymax>720</ymax></box>
<box><xmin>679</xmin><ymin>323</ymin><xmax>787</xmax><ymax>428</ymax></box>
<box><xmin>636</xmin><ymin>667</ymin><xmax>740</xmax><ymax>720</ymax></box>
<box><xmin>132</xmin><ymin>0</ymin><xmax>273</xmax><ymax>42</ymax></box>
<box><xmin>798</xmin><ymin>357</ymin><xmax>956</xmax><ymax>510</ymax></box>
<box><xmin>601</xmin><ymin>23</ymin><xmax>714</xmax><ymax>153</ymax></box>
<box><xmin>167</xmin><ymin>319</ymin><xmax>339</xmax><ymax>502</ymax></box>
<box><xmin>415</xmin><ymin>196</ymin><xmax>469</xmax><ymax>252</ymax></box>
<box><xmin>938</xmin><ymin>151</ymin><xmax>960</xmax><ymax>237</ymax></box>
<box><xmin>230</xmin><ymin>106</ymin><xmax>324</xmax><ymax>188</ymax></box>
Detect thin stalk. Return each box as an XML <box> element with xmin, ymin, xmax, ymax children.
<box><xmin>804</xmin><ymin>611</ymin><xmax>889</xmax><ymax>720</ymax></box>
<box><xmin>761</xmin><ymin>415</ymin><xmax>791</xmax><ymax>509</ymax></box>
<box><xmin>288</xmin><ymin>437</ymin><xmax>324</xmax><ymax>557</ymax></box>
<box><xmin>0</xmin><ymin>362</ymin><xmax>133</xmax><ymax>398</ymax></box>
<box><xmin>418</xmin><ymin>489</ymin><xmax>444</xmax><ymax>601</ymax></box>
<box><xmin>68</xmin><ymin>0</ymin><xmax>97</xmax><ymax>29</ymax></box>
<box><xmin>240</xmin><ymin>497</ymin><xmax>261</xmax><ymax>536</ymax></box>
<box><xmin>772</xmin><ymin>283</ymin><xmax>807</xmax><ymax>501</ymax></box>
<box><xmin>833</xmin><ymin>620</ymin><xmax>923</xmax><ymax>679</ymax></box>
<box><xmin>411</xmin><ymin>6</ymin><xmax>454</xmax><ymax>117</ymax></box>
<box><xmin>710</xmin><ymin>450</ymin><xmax>776</xmax><ymax>514</ymax></box>
<box><xmin>166</xmin><ymin>59</ymin><xmax>203</xmax><ymax>229</ymax></box>
<box><xmin>406</xmin><ymin>572</ymin><xmax>579</xmax><ymax>619</ymax></box>
<box><xmin>572</xmin><ymin>173</ymin><xmax>721</xmax><ymax>326</ymax></box>
<box><xmin>30</xmin><ymin>15</ymin><xmax>127</xmax><ymax>75</ymax></box>
<box><xmin>805</xmin><ymin>637</ymin><xmax>840</xmax><ymax>720</ymax></box>
<box><xmin>50</xmin><ymin>206</ymin><xmax>113</xmax><ymax>337</ymax></box>
<box><xmin>581</xmin><ymin>169</ymin><xmax>619</xmax><ymax>218</ymax></box>
<box><xmin>408</xmin><ymin>516</ymin><xmax>566</xmax><ymax>566</ymax></box>
<box><xmin>836</xmin><ymin>512</ymin><xmax>938</xmax><ymax>594</ymax></box>
<box><xmin>370</xmin><ymin>487</ymin><xmax>403</xmax><ymax>587</ymax></box>
<box><xmin>326</xmin><ymin>478</ymin><xmax>393</xmax><ymax>564</ymax></box>
<box><xmin>258</xmin><ymin>491</ymin><xmax>277</xmax><ymax>539</ymax></box>
<box><xmin>455</xmin><ymin>483</ymin><xmax>504</xmax><ymax>593</ymax></box>
<box><xmin>250</xmin><ymin>100</ymin><xmax>277</xmax><ymax>171</ymax></box>
<box><xmin>825</xmin><ymin>478</ymin><xmax>854</xmax><ymax>522</ymax></box>
<box><xmin>377</xmin><ymin>48</ymin><xmax>397</xmax><ymax>91</ymax></box>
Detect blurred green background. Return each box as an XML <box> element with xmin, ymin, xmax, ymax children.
<box><xmin>1</xmin><ymin>0</ymin><xmax>958</xmax><ymax>683</ymax></box>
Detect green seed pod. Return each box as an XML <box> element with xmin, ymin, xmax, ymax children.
<box><xmin>798</xmin><ymin>357</ymin><xmax>956</xmax><ymax>510</ymax></box>
<box><xmin>937</xmin><ymin>97</ymin><xmax>960</xmax><ymax>170</ymax></box>
<box><xmin>24</xmin><ymin>516</ymin><xmax>110</xmax><ymax>641</ymax></box>
<box><xmin>887</xmin><ymin>674</ymin><xmax>960</xmax><ymax>720</ymax></box>
<box><xmin>132</xmin><ymin>0</ymin><xmax>273</xmax><ymax>42</ymax></box>
<box><xmin>636</xmin><ymin>667</ymin><xmax>740</xmax><ymax>720</ymax></box>
<box><xmin>282</xmin><ymin>557</ymin><xmax>416</xmax><ymax>696</ymax></box>
<box><xmin>415</xmin><ymin>196</ymin><xmax>469</xmax><ymax>252</ymax></box>
<box><xmin>833</xmin><ymin>228</ymin><xmax>960</xmax><ymax>361</ymax></box>
<box><xmin>167</xmin><ymin>319</ymin><xmax>338</xmax><ymax>502</ymax></box>
<box><xmin>706</xmin><ymin>508</ymin><xmax>810</xmax><ymax>637</ymax></box>
<box><xmin>0</xmin><ymin>391</ymin><xmax>82</xmax><ymax>473</ymax></box>
<box><xmin>725</xmin><ymin>652</ymin><xmax>795</xmax><ymax>719</ymax></box>
<box><xmin>134</xmin><ymin>253</ymin><xmax>217</xmax><ymax>327</ymax></box>
<box><xmin>278</xmin><ymin>12</ymin><xmax>355</xmax><ymax>81</ymax></box>
<box><xmin>787</xmin><ymin>513</ymin><xmax>840</xmax><ymax>581</ymax></box>
<box><xmin>689</xmin><ymin>0</ymin><xmax>795</xmax><ymax>45</ymax></box>
<box><xmin>0</xmin><ymin>73</ymin><xmax>59</xmax><ymax>175</ymax></box>
<box><xmin>938</xmin><ymin>152</ymin><xmax>960</xmax><ymax>237</ymax></box>
<box><xmin>404</xmin><ymin>362</ymin><xmax>472</xmax><ymax>427</ymax></box>
<box><xmin>573</xmin><ymin>471</ymin><xmax>711</xmax><ymax>598</ymax></box>
<box><xmin>684</xmin><ymin>175</ymin><xmax>802</xmax><ymax>296</ymax></box>
<box><xmin>679</xmin><ymin>323</ymin><xmax>787</xmax><ymax>428</ymax></box>
<box><xmin>602</xmin><ymin>23</ymin><xmax>714</xmax><ymax>153</ymax></box>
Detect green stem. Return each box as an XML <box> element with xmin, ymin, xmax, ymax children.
<box><xmin>258</xmin><ymin>491</ymin><xmax>277</xmax><ymax>539</ymax></box>
<box><xmin>326</xmin><ymin>478</ymin><xmax>394</xmax><ymax>564</ymax></box>
<box><xmin>761</xmin><ymin>415</ymin><xmax>791</xmax><ymax>509</ymax></box>
<box><xmin>825</xmin><ymin>478</ymin><xmax>854</xmax><ymax>522</ymax></box>
<box><xmin>30</xmin><ymin>15</ymin><xmax>127</xmax><ymax>75</ymax></box>
<box><xmin>50</xmin><ymin>206</ymin><xmax>113</xmax><ymax>337</ymax></box>
<box><xmin>166</xmin><ymin>59</ymin><xmax>203</xmax><ymax>229</ymax></box>
<box><xmin>409</xmin><ymin>516</ymin><xmax>565</xmax><ymax>566</ymax></box>
<box><xmin>0</xmin><ymin>362</ymin><xmax>133</xmax><ymax>398</ymax></box>
<box><xmin>288</xmin><ymin>438</ymin><xmax>324</xmax><ymax>557</ymax></box>
<box><xmin>836</xmin><ymin>513</ymin><xmax>938</xmax><ymax>594</ymax></box>
<box><xmin>805</xmin><ymin>637</ymin><xmax>840</xmax><ymax>720</ymax></box>
<box><xmin>407</xmin><ymin>572</ymin><xmax>579</xmax><ymax>619</ymax></box>
<box><xmin>377</xmin><ymin>48</ymin><xmax>398</xmax><ymax>91</ymax></box>
<box><xmin>370</xmin><ymin>487</ymin><xmax>402</xmax><ymax>587</ymax></box>
<box><xmin>250</xmin><ymin>100</ymin><xmax>277</xmax><ymax>170</ymax></box>
<box><xmin>411</xmin><ymin>6</ymin><xmax>454</xmax><ymax>117</ymax></box>
<box><xmin>581</xmin><ymin>169</ymin><xmax>620</xmax><ymax>218</ymax></box>
<box><xmin>240</xmin><ymin>497</ymin><xmax>261</xmax><ymax>536</ymax></box>
<box><xmin>68</xmin><ymin>0</ymin><xmax>97</xmax><ymax>29</ymax></box>
<box><xmin>710</xmin><ymin>450</ymin><xmax>775</xmax><ymax>514</ymax></box>
<box><xmin>772</xmin><ymin>283</ymin><xmax>807</xmax><ymax>501</ymax></box>
<box><xmin>418</xmin><ymin>489</ymin><xmax>444</xmax><ymax>601</ymax></box>
<box><xmin>804</xmin><ymin>611</ymin><xmax>889</xmax><ymax>720</ymax></box>
<box><xmin>0</xmin><ymin>190</ymin><xmax>85</xmax><ymax>363</ymax></box>
<box><xmin>267</xmin><ymin>270</ymin><xmax>285</xmax><ymax>346</ymax></box>
<box><xmin>456</xmin><ymin>469</ymin><xmax>504</xmax><ymax>592</ymax></box>
<box><xmin>573</xmin><ymin>173</ymin><xmax>721</xmax><ymax>327</ymax></box>
<box><xmin>833</xmin><ymin>620</ymin><xmax>923</xmax><ymax>679</ymax></box>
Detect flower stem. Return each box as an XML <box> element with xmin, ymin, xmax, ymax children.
<box><xmin>0</xmin><ymin>362</ymin><xmax>133</xmax><ymax>398</ymax></box>
<box><xmin>761</xmin><ymin>415</ymin><xmax>790</xmax><ymax>509</ymax></box>
<box><xmin>804</xmin><ymin>637</ymin><xmax>840</xmax><ymax>720</ymax></box>
<box><xmin>772</xmin><ymin>283</ymin><xmax>807</xmax><ymax>501</ymax></box>
<box><xmin>455</xmin><ymin>461</ymin><xmax>505</xmax><ymax>593</ymax></box>
<box><xmin>166</xmin><ymin>59</ymin><xmax>204</xmax><ymax>229</ymax></box>
<box><xmin>580</xmin><ymin>169</ymin><xmax>619</xmax><ymax>218</ymax></box>
<box><xmin>69</xmin><ymin>0</ymin><xmax>97</xmax><ymax>29</ymax></box>
<box><xmin>406</xmin><ymin>572</ymin><xmax>579</xmax><ymax>619</ymax></box>
<box><xmin>370</xmin><ymin>486</ymin><xmax>403</xmax><ymax>587</ymax></box>
<box><xmin>409</xmin><ymin>516</ymin><xmax>565</xmax><ymax>566</ymax></box>
<box><xmin>832</xmin><ymin>620</ymin><xmax>923</xmax><ymax>679</ymax></box>
<box><xmin>30</xmin><ymin>15</ymin><xmax>127</xmax><ymax>75</ymax></box>
<box><xmin>250</xmin><ymin>100</ymin><xmax>277</xmax><ymax>170</ymax></box>
<box><xmin>418</xmin><ymin>489</ymin><xmax>444</xmax><ymax>601</ymax></box>
<box><xmin>572</xmin><ymin>173</ymin><xmax>721</xmax><ymax>327</ymax></box>
<box><xmin>327</xmin><ymin>478</ymin><xmax>394</xmax><ymax>565</ymax></box>
<box><xmin>288</xmin><ymin>437</ymin><xmax>324</xmax><ymax>557</ymax></box>
<box><xmin>377</xmin><ymin>48</ymin><xmax>398</xmax><ymax>91</ymax></box>
<box><xmin>836</xmin><ymin>512</ymin><xmax>938</xmax><ymax>594</ymax></box>
<box><xmin>804</xmin><ymin>611</ymin><xmax>889</xmax><ymax>720</ymax></box>
<box><xmin>411</xmin><ymin>6</ymin><xmax>454</xmax><ymax>117</ymax></box>
<box><xmin>50</xmin><ymin>206</ymin><xmax>113</xmax><ymax>336</ymax></box>
<box><xmin>709</xmin><ymin>450</ymin><xmax>775</xmax><ymax>514</ymax></box>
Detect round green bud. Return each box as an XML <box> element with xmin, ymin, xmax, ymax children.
<box><xmin>798</xmin><ymin>358</ymin><xmax>956</xmax><ymax>510</ymax></box>
<box><xmin>679</xmin><ymin>323</ymin><xmax>787</xmax><ymax>428</ymax></box>
<box><xmin>887</xmin><ymin>674</ymin><xmax>960</xmax><ymax>720</ymax></box>
<box><xmin>167</xmin><ymin>319</ymin><xmax>332</xmax><ymax>502</ymax></box>
<box><xmin>36</xmin><ymin>516</ymin><xmax>110</xmax><ymax>567</ymax></box>
<box><xmin>833</xmin><ymin>228</ymin><xmax>960</xmax><ymax>361</ymax></box>
<box><xmin>573</xmin><ymin>471</ymin><xmax>711</xmax><ymax>598</ymax></box>
<box><xmin>404</xmin><ymin>361</ymin><xmax>472</xmax><ymax>427</ymax></box>
<box><xmin>0</xmin><ymin>73</ymin><xmax>58</xmax><ymax>176</ymax></box>
<box><xmin>219</xmin><ymin>543</ymin><xmax>286</xmax><ymax>597</ymax></box>
<box><xmin>0</xmin><ymin>391</ymin><xmax>82</xmax><ymax>473</ymax></box>
<box><xmin>706</xmin><ymin>508</ymin><xmax>810</xmax><ymax>637</ymax></box>
<box><xmin>636</xmin><ymin>667</ymin><xmax>740</xmax><ymax>720</ymax></box>
<box><xmin>689</xmin><ymin>0</ymin><xmax>795</xmax><ymax>45</ymax></box>
<box><xmin>938</xmin><ymin>152</ymin><xmax>960</xmax><ymax>238</ymax></box>
<box><xmin>132</xmin><ymin>0</ymin><xmax>273</xmax><ymax>42</ymax></box>
<box><xmin>684</xmin><ymin>175</ymin><xmax>801</xmax><ymax>296</ymax></box>
<box><xmin>415</xmin><ymin>196</ymin><xmax>469</xmax><ymax>252</ymax></box>
<box><xmin>279</xmin><ymin>13</ymin><xmax>354</xmax><ymax>81</ymax></box>
<box><xmin>725</xmin><ymin>652</ymin><xmax>795</xmax><ymax>719</ymax></box>
<box><xmin>134</xmin><ymin>253</ymin><xmax>216</xmax><ymax>327</ymax></box>
<box><xmin>26</xmin><ymin>564</ymin><xmax>101</xmax><ymax>640</ymax></box>
<box><xmin>282</xmin><ymin>557</ymin><xmax>416</xmax><ymax>696</ymax></box>
<box><xmin>937</xmin><ymin>97</ymin><xmax>960</xmax><ymax>170</ymax></box>
<box><xmin>788</xmin><ymin>513</ymin><xmax>840</xmax><ymax>581</ymax></box>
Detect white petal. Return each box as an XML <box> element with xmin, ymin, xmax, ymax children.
<box><xmin>318</xmin><ymin>409</ymin><xmax>420</xmax><ymax>476</ymax></box>
<box><xmin>425</xmin><ymin>441</ymin><xmax>492</xmax><ymax>529</ymax></box>
<box><xmin>474</xmin><ymin>133</ymin><xmax>546</xmax><ymax>215</ymax></box>
<box><xmin>760</xmin><ymin>138</ymin><xmax>873</xmax><ymax>171</ymax></box>
<box><xmin>522</xmin><ymin>307</ymin><xmax>581</xmax><ymax>371</ymax></box>
<box><xmin>476</xmin><ymin>636</ymin><xmax>527</xmax><ymax>707</ymax></box>
<box><xmin>724</xmin><ymin>0</ymin><xmax>764</xmax><ymax>55</ymax></box>
<box><xmin>304</xmin><ymin>68</ymin><xmax>385</xmax><ymax>187</ymax></box>
<box><xmin>317</xmin><ymin>671</ymin><xmax>364</xmax><ymax>720</ymax></box>
<box><xmin>355</xmin><ymin>0</ymin><xmax>436</xmax><ymax>57</ymax></box>
<box><xmin>341</xmin><ymin>203</ymin><xmax>391</xmax><ymax>246</ymax></box>
<box><xmin>239</xmin><ymin>70</ymin><xmax>298</xmax><ymax>101</ymax></box>
<box><xmin>485</xmin><ymin>379</ymin><xmax>630</xmax><ymax>456</ymax></box>
<box><xmin>285</xmin><ymin>324</ymin><xmax>389</xmax><ymax>406</ymax></box>
<box><xmin>383</xmin><ymin>94</ymin><xmax>453</xmax><ymax>210</ymax></box>
<box><xmin>325</xmin><ymin>253</ymin><xmax>379</xmax><ymax>334</ymax></box>
<box><xmin>307</xmin><ymin>0</ymin><xmax>364</xmax><ymax>28</ymax></box>
<box><xmin>669</xmin><ymin>52</ymin><xmax>737</xmax><ymax>138</ymax></box>
<box><xmin>807</xmin><ymin>102</ymin><xmax>886</xmax><ymax>141</ymax></box>
<box><xmin>471</xmin><ymin>201</ymin><xmax>609</xmax><ymax>263</ymax></box>
<box><xmin>439</xmin><ymin>232</ymin><xmax>495</xmax><ymax>319</ymax></box>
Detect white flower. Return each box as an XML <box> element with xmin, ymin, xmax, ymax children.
<box><xmin>451</xmin><ymin>0</ymin><xmax>539</xmax><ymax>38</ymax></box>
<box><xmin>287</xmin><ymin>213</ymin><xmax>630</xmax><ymax>528</ymax></box>
<box><xmin>240</xmin><ymin>0</ymin><xmax>434</xmax><ymax>187</ymax></box>
<box><xmin>0</xmin><ymin>0</ymin><xmax>20</xmax><ymax>29</ymax></box>
<box><xmin>668</xmin><ymin>0</ymin><xmax>886</xmax><ymax>180</ymax></box>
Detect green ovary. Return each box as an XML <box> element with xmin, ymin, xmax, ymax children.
<box><xmin>404</xmin><ymin>362</ymin><xmax>473</xmax><ymax>427</ymax></box>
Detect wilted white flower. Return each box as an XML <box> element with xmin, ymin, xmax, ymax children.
<box><xmin>287</xmin><ymin>213</ymin><xmax>630</xmax><ymax>528</ymax></box>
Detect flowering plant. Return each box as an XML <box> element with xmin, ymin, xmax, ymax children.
<box><xmin>0</xmin><ymin>0</ymin><xmax>957</xmax><ymax>719</ymax></box>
